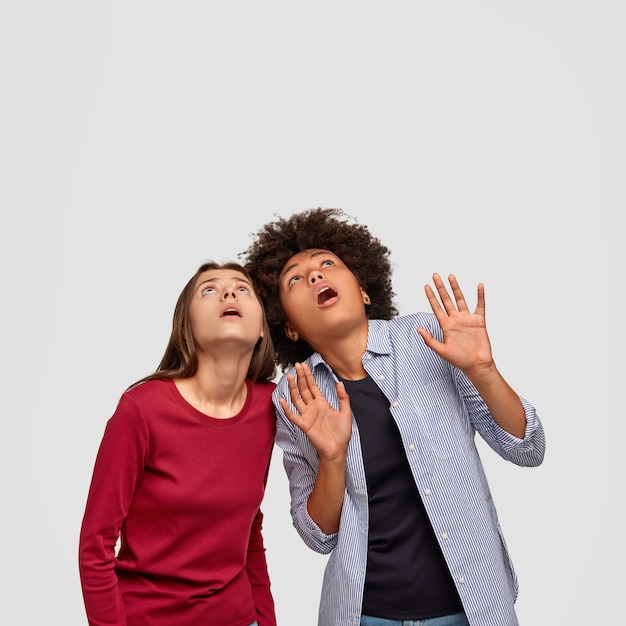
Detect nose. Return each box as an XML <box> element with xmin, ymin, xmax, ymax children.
<box><xmin>309</xmin><ymin>270</ymin><xmax>324</xmax><ymax>285</ymax></box>
<box><xmin>222</xmin><ymin>288</ymin><xmax>237</xmax><ymax>300</ymax></box>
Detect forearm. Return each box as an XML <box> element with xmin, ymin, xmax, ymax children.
<box><xmin>246</xmin><ymin>511</ymin><xmax>276</xmax><ymax>626</ymax></box>
<box><xmin>79</xmin><ymin>544</ymin><xmax>126</xmax><ymax>626</ymax></box>
<box><xmin>306</xmin><ymin>455</ymin><xmax>347</xmax><ymax>534</ymax></box>
<box><xmin>467</xmin><ymin>364</ymin><xmax>526</xmax><ymax>439</ymax></box>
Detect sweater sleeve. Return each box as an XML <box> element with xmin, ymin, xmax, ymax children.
<box><xmin>245</xmin><ymin>507</ymin><xmax>277</xmax><ymax>626</ymax></box>
<box><xmin>78</xmin><ymin>395</ymin><xmax>149</xmax><ymax>626</ymax></box>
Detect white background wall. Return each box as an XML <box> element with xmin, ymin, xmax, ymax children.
<box><xmin>1</xmin><ymin>2</ymin><xmax>622</xmax><ymax>624</ymax></box>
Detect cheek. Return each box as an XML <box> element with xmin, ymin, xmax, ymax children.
<box><xmin>278</xmin><ymin>281</ymin><xmax>303</xmax><ymax>306</ymax></box>
<box><xmin>278</xmin><ymin>289</ymin><xmax>290</xmax><ymax>314</ymax></box>
<box><xmin>278</xmin><ymin>293</ymin><xmax>299</xmax><ymax>328</ymax></box>
<box><xmin>249</xmin><ymin>305</ymin><xmax>265</xmax><ymax>336</ymax></box>
<box><xmin>187</xmin><ymin>309</ymin><xmax>201</xmax><ymax>335</ymax></box>
<box><xmin>188</xmin><ymin>302</ymin><xmax>215</xmax><ymax>337</ymax></box>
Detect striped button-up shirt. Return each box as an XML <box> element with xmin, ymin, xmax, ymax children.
<box><xmin>273</xmin><ymin>313</ymin><xmax>546</xmax><ymax>626</ymax></box>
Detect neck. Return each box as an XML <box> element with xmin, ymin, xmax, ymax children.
<box><xmin>309</xmin><ymin>324</ymin><xmax>369</xmax><ymax>381</ymax></box>
<box><xmin>176</xmin><ymin>354</ymin><xmax>251</xmax><ymax>418</ymax></box>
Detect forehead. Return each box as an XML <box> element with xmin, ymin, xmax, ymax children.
<box><xmin>281</xmin><ymin>249</ymin><xmax>340</xmax><ymax>273</ymax></box>
<box><xmin>194</xmin><ymin>269</ymin><xmax>249</xmax><ymax>287</ymax></box>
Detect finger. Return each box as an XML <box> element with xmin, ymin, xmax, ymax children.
<box><xmin>286</xmin><ymin>372</ymin><xmax>297</xmax><ymax>395</ymax></box>
<box><xmin>296</xmin><ymin>363</ymin><xmax>320</xmax><ymax>399</ymax></box>
<box><xmin>300</xmin><ymin>362</ymin><xmax>321</xmax><ymax>399</ymax></box>
<box><xmin>335</xmin><ymin>381</ymin><xmax>352</xmax><ymax>414</ymax></box>
<box><xmin>417</xmin><ymin>326</ymin><xmax>442</xmax><ymax>352</ymax></box>
<box><xmin>278</xmin><ymin>396</ymin><xmax>304</xmax><ymax>428</ymax></box>
<box><xmin>424</xmin><ymin>283</ymin><xmax>445</xmax><ymax>318</ymax></box>
<box><xmin>432</xmin><ymin>273</ymin><xmax>457</xmax><ymax>315</ymax></box>
<box><xmin>294</xmin><ymin>363</ymin><xmax>315</xmax><ymax>402</ymax></box>
<box><xmin>286</xmin><ymin>373</ymin><xmax>306</xmax><ymax>412</ymax></box>
<box><xmin>474</xmin><ymin>282</ymin><xmax>486</xmax><ymax>318</ymax></box>
<box><xmin>424</xmin><ymin>282</ymin><xmax>453</xmax><ymax>327</ymax></box>
<box><xmin>447</xmin><ymin>274</ymin><xmax>469</xmax><ymax>312</ymax></box>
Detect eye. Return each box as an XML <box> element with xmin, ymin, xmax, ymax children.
<box><xmin>286</xmin><ymin>275</ymin><xmax>302</xmax><ymax>288</ymax></box>
<box><xmin>201</xmin><ymin>286</ymin><xmax>216</xmax><ymax>295</ymax></box>
<box><xmin>237</xmin><ymin>286</ymin><xmax>251</xmax><ymax>294</ymax></box>
<box><xmin>321</xmin><ymin>259</ymin><xmax>336</xmax><ymax>268</ymax></box>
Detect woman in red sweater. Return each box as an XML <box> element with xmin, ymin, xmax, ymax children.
<box><xmin>79</xmin><ymin>262</ymin><xmax>278</xmax><ymax>626</ymax></box>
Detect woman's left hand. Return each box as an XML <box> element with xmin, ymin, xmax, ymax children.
<box><xmin>417</xmin><ymin>273</ymin><xmax>495</xmax><ymax>377</ymax></box>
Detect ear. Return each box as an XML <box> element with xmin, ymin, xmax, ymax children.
<box><xmin>284</xmin><ymin>322</ymin><xmax>299</xmax><ymax>342</ymax></box>
<box><xmin>361</xmin><ymin>288</ymin><xmax>371</xmax><ymax>305</ymax></box>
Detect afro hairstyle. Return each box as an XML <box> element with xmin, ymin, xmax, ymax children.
<box><xmin>240</xmin><ymin>207</ymin><xmax>398</xmax><ymax>371</ymax></box>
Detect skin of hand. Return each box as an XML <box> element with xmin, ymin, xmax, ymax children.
<box><xmin>417</xmin><ymin>273</ymin><xmax>527</xmax><ymax>439</ymax></box>
<box><xmin>278</xmin><ymin>361</ymin><xmax>353</xmax><ymax>534</ymax></box>
<box><xmin>416</xmin><ymin>273</ymin><xmax>494</xmax><ymax>376</ymax></box>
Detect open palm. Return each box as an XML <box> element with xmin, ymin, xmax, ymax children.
<box><xmin>279</xmin><ymin>362</ymin><xmax>352</xmax><ymax>462</ymax></box>
<box><xmin>417</xmin><ymin>273</ymin><xmax>494</xmax><ymax>375</ymax></box>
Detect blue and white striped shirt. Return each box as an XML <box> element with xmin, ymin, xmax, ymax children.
<box><xmin>273</xmin><ymin>313</ymin><xmax>546</xmax><ymax>626</ymax></box>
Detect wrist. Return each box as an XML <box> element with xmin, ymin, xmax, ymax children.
<box><xmin>319</xmin><ymin>448</ymin><xmax>348</xmax><ymax>468</ymax></box>
<box><xmin>465</xmin><ymin>360</ymin><xmax>499</xmax><ymax>387</ymax></box>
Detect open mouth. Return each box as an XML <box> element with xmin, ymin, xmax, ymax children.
<box><xmin>317</xmin><ymin>286</ymin><xmax>337</xmax><ymax>305</ymax></box>
<box><xmin>222</xmin><ymin>308</ymin><xmax>241</xmax><ymax>317</ymax></box>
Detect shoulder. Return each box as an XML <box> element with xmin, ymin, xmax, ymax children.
<box><xmin>250</xmin><ymin>379</ymin><xmax>277</xmax><ymax>401</ymax></box>
<box><xmin>105</xmin><ymin>382</ymin><xmax>171</xmax><ymax>434</ymax></box>
<box><xmin>247</xmin><ymin>381</ymin><xmax>278</xmax><ymax>429</ymax></box>
<box><xmin>273</xmin><ymin>367</ymin><xmax>294</xmax><ymax>397</ymax></box>
<box><xmin>369</xmin><ymin>313</ymin><xmax>442</xmax><ymax>341</ymax></box>
<box><xmin>120</xmin><ymin>379</ymin><xmax>174</xmax><ymax>405</ymax></box>
<box><xmin>274</xmin><ymin>357</ymin><xmax>336</xmax><ymax>400</ymax></box>
<box><xmin>114</xmin><ymin>379</ymin><xmax>175</xmax><ymax>423</ymax></box>
<box><xmin>390</xmin><ymin>312</ymin><xmax>439</xmax><ymax>331</ymax></box>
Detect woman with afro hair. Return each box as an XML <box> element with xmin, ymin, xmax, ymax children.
<box><xmin>241</xmin><ymin>208</ymin><xmax>546</xmax><ymax>626</ymax></box>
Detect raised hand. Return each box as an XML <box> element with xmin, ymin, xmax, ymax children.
<box><xmin>278</xmin><ymin>362</ymin><xmax>352</xmax><ymax>462</ymax></box>
<box><xmin>417</xmin><ymin>273</ymin><xmax>495</xmax><ymax>377</ymax></box>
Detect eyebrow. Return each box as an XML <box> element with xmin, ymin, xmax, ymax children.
<box><xmin>280</xmin><ymin>250</ymin><xmax>332</xmax><ymax>281</ymax></box>
<box><xmin>197</xmin><ymin>276</ymin><xmax>253</xmax><ymax>289</ymax></box>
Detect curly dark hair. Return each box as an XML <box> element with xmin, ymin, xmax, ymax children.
<box><xmin>239</xmin><ymin>208</ymin><xmax>398</xmax><ymax>371</ymax></box>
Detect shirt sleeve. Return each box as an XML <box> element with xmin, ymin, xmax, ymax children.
<box><xmin>245</xmin><ymin>509</ymin><xmax>277</xmax><ymax>626</ymax></box>
<box><xmin>457</xmin><ymin>368</ymin><xmax>546</xmax><ymax>467</ymax></box>
<box><xmin>273</xmin><ymin>381</ymin><xmax>339</xmax><ymax>554</ymax></box>
<box><xmin>78</xmin><ymin>394</ymin><xmax>149</xmax><ymax>626</ymax></box>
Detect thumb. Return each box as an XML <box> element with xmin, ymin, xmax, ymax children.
<box><xmin>336</xmin><ymin>381</ymin><xmax>351</xmax><ymax>414</ymax></box>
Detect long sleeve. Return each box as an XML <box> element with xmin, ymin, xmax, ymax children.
<box><xmin>79</xmin><ymin>379</ymin><xmax>277</xmax><ymax>626</ymax></box>
<box><xmin>245</xmin><ymin>509</ymin><xmax>277</xmax><ymax>626</ymax></box>
<box><xmin>271</xmin><ymin>318</ymin><xmax>546</xmax><ymax>625</ymax></box>
<box><xmin>273</xmin><ymin>376</ymin><xmax>342</xmax><ymax>555</ymax></box>
<box><xmin>78</xmin><ymin>396</ymin><xmax>149</xmax><ymax>626</ymax></box>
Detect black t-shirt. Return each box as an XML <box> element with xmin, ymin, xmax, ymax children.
<box><xmin>339</xmin><ymin>374</ymin><xmax>463</xmax><ymax>620</ymax></box>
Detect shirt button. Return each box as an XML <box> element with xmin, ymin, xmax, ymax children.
<box><xmin>408</xmin><ymin>444</ymin><xmax>415</xmax><ymax>451</ymax></box>
<box><xmin>424</xmin><ymin>488</ymin><xmax>431</xmax><ymax>496</ymax></box>
<box><xmin>366</xmin><ymin>354</ymin><xmax>372</xmax><ymax>360</ymax></box>
<box><xmin>391</xmin><ymin>401</ymin><xmax>399</xmax><ymax>408</ymax></box>
<box><xmin>458</xmin><ymin>577</ymin><xmax>465</xmax><ymax>584</ymax></box>
<box><xmin>441</xmin><ymin>533</ymin><xmax>448</xmax><ymax>540</ymax></box>
<box><xmin>378</xmin><ymin>374</ymin><xmax>385</xmax><ymax>381</ymax></box>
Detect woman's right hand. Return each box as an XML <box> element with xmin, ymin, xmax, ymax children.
<box><xmin>279</xmin><ymin>362</ymin><xmax>352</xmax><ymax>463</ymax></box>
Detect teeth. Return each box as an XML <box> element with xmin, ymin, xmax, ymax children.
<box><xmin>319</xmin><ymin>287</ymin><xmax>329</xmax><ymax>293</ymax></box>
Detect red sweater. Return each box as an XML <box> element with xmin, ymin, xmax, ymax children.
<box><xmin>79</xmin><ymin>378</ymin><xmax>277</xmax><ymax>626</ymax></box>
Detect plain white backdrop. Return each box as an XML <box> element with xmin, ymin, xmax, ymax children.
<box><xmin>1</xmin><ymin>2</ymin><xmax>622</xmax><ymax>624</ymax></box>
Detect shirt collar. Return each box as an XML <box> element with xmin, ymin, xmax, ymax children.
<box><xmin>365</xmin><ymin>319</ymin><xmax>393</xmax><ymax>356</ymax></box>
<box><xmin>306</xmin><ymin>319</ymin><xmax>393</xmax><ymax>374</ymax></box>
